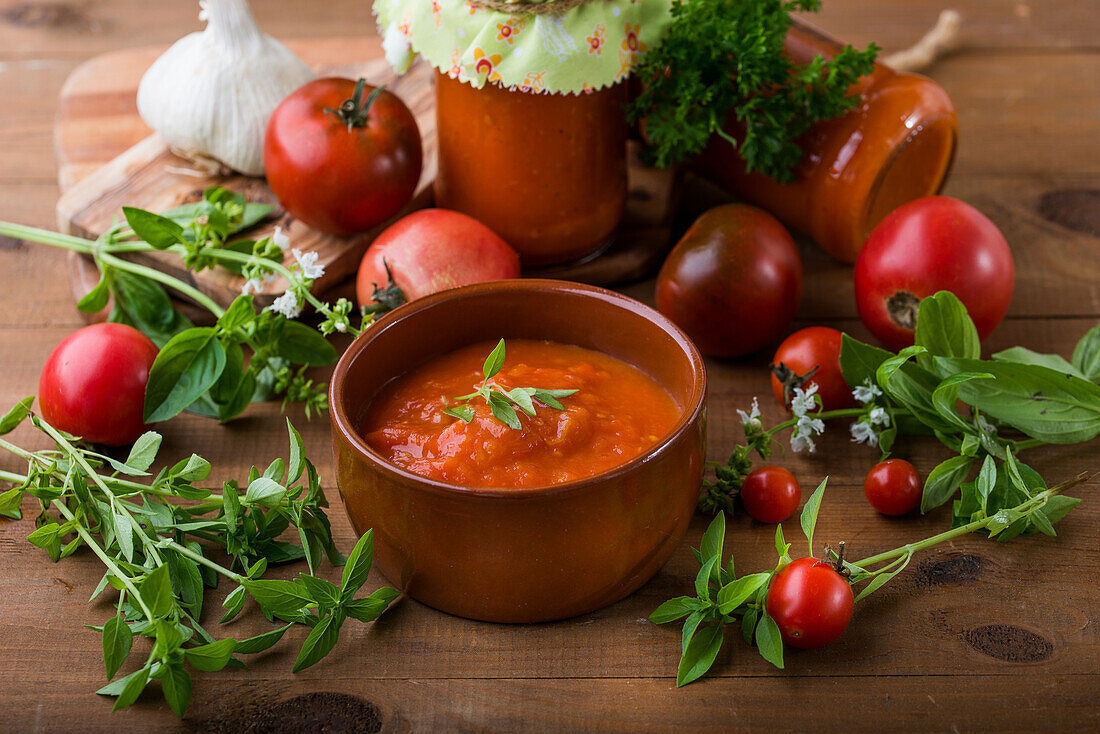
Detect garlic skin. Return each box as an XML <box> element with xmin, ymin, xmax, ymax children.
<box><xmin>137</xmin><ymin>0</ymin><xmax>314</xmax><ymax>176</ymax></box>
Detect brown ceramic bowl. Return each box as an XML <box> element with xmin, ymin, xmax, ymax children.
<box><xmin>329</xmin><ymin>279</ymin><xmax>706</xmax><ymax>623</ymax></box>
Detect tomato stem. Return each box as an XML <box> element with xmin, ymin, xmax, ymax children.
<box><xmin>324</xmin><ymin>78</ymin><xmax>386</xmax><ymax>132</ymax></box>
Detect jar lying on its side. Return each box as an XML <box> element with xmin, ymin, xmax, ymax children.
<box><xmin>434</xmin><ymin>73</ymin><xmax>628</xmax><ymax>267</ymax></box>
<box><xmin>694</xmin><ymin>20</ymin><xmax>959</xmax><ymax>263</ymax></box>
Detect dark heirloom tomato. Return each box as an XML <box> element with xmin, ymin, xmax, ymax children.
<box><xmin>656</xmin><ymin>204</ymin><xmax>802</xmax><ymax>358</ymax></box>
<box><xmin>770</xmin><ymin>326</ymin><xmax>853</xmax><ymax>412</ymax></box>
<box><xmin>855</xmin><ymin>196</ymin><xmax>1014</xmax><ymax>351</ymax></box>
<box><xmin>264</xmin><ymin>78</ymin><xmax>422</xmax><ymax>236</ymax></box>
<box><xmin>766</xmin><ymin>557</ymin><xmax>854</xmax><ymax>649</ymax></box>
<box><xmin>38</xmin><ymin>323</ymin><xmax>159</xmax><ymax>446</ymax></box>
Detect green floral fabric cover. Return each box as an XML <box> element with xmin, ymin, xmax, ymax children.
<box><xmin>375</xmin><ymin>0</ymin><xmax>672</xmax><ymax>94</ymax></box>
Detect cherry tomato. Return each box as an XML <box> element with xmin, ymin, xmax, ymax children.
<box><xmin>864</xmin><ymin>458</ymin><xmax>922</xmax><ymax>516</ymax></box>
<box><xmin>355</xmin><ymin>209</ymin><xmax>521</xmax><ymax>310</ymax></box>
<box><xmin>770</xmin><ymin>326</ymin><xmax>853</xmax><ymax>412</ymax></box>
<box><xmin>766</xmin><ymin>557</ymin><xmax>854</xmax><ymax>649</ymax></box>
<box><xmin>265</xmin><ymin>77</ymin><xmax>422</xmax><ymax>235</ymax></box>
<box><xmin>855</xmin><ymin>196</ymin><xmax>1015</xmax><ymax>351</ymax></box>
<box><xmin>740</xmin><ymin>466</ymin><xmax>801</xmax><ymax>523</ymax></box>
<box><xmin>656</xmin><ymin>204</ymin><xmax>802</xmax><ymax>358</ymax></box>
<box><xmin>38</xmin><ymin>324</ymin><xmax>159</xmax><ymax>446</ymax></box>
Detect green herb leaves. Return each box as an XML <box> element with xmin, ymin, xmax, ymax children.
<box><xmin>1</xmin><ymin>409</ymin><xmax>396</xmax><ymax>718</ymax></box>
<box><xmin>443</xmin><ymin>339</ymin><xmax>578</xmax><ymax>430</ymax></box>
<box><xmin>627</xmin><ymin>0</ymin><xmax>878</xmax><ymax>180</ymax></box>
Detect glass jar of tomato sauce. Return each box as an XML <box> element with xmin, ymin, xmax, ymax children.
<box><xmin>434</xmin><ymin>72</ymin><xmax>628</xmax><ymax>266</ymax></box>
<box><xmin>694</xmin><ymin>21</ymin><xmax>958</xmax><ymax>262</ymax></box>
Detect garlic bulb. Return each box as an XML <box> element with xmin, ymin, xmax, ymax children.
<box><xmin>136</xmin><ymin>0</ymin><xmax>314</xmax><ymax>176</ymax></box>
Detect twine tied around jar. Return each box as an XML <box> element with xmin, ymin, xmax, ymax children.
<box><xmin>467</xmin><ymin>0</ymin><xmax>595</xmax><ymax>16</ymax></box>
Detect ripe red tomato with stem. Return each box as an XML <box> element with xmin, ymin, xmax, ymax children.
<box><xmin>656</xmin><ymin>204</ymin><xmax>802</xmax><ymax>358</ymax></box>
<box><xmin>770</xmin><ymin>326</ymin><xmax>853</xmax><ymax>412</ymax></box>
<box><xmin>38</xmin><ymin>323</ymin><xmax>159</xmax><ymax>446</ymax></box>
<box><xmin>864</xmin><ymin>459</ymin><xmax>922</xmax><ymax>516</ymax></box>
<box><xmin>264</xmin><ymin>77</ymin><xmax>422</xmax><ymax>236</ymax></box>
<box><xmin>766</xmin><ymin>556</ymin><xmax>854</xmax><ymax>649</ymax></box>
<box><xmin>355</xmin><ymin>209</ymin><xmax>521</xmax><ymax>311</ymax></box>
<box><xmin>740</xmin><ymin>466</ymin><xmax>801</xmax><ymax>524</ymax></box>
<box><xmin>855</xmin><ymin>196</ymin><xmax>1014</xmax><ymax>351</ymax></box>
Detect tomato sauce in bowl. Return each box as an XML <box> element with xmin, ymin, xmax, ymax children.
<box><xmin>361</xmin><ymin>340</ymin><xmax>680</xmax><ymax>489</ymax></box>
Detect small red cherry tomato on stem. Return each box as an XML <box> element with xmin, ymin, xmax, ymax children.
<box><xmin>766</xmin><ymin>557</ymin><xmax>854</xmax><ymax>649</ymax></box>
<box><xmin>355</xmin><ymin>209</ymin><xmax>521</xmax><ymax>312</ymax></box>
<box><xmin>770</xmin><ymin>326</ymin><xmax>854</xmax><ymax>412</ymax></box>
<box><xmin>854</xmin><ymin>196</ymin><xmax>1015</xmax><ymax>351</ymax></box>
<box><xmin>264</xmin><ymin>77</ymin><xmax>422</xmax><ymax>236</ymax></box>
<box><xmin>740</xmin><ymin>466</ymin><xmax>801</xmax><ymax>524</ymax></box>
<box><xmin>656</xmin><ymin>204</ymin><xmax>802</xmax><ymax>358</ymax></box>
<box><xmin>38</xmin><ymin>323</ymin><xmax>159</xmax><ymax>446</ymax></box>
<box><xmin>864</xmin><ymin>458</ymin><xmax>922</xmax><ymax>516</ymax></box>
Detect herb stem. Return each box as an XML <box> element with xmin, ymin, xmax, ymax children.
<box><xmin>765</xmin><ymin>408</ymin><xmax>866</xmax><ymax>437</ymax></box>
<box><xmin>99</xmin><ymin>252</ymin><xmax>225</xmax><ymax>318</ymax></box>
<box><xmin>0</xmin><ymin>221</ymin><xmax>98</xmax><ymax>253</ymax></box>
<box><xmin>52</xmin><ymin>499</ymin><xmax>156</xmax><ymax>621</ymax></box>
<box><xmin>160</xmin><ymin>538</ymin><xmax>245</xmax><ymax>584</ymax></box>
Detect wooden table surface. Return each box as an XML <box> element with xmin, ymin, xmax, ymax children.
<box><xmin>1</xmin><ymin>2</ymin><xmax>1098</xmax><ymax>731</ymax></box>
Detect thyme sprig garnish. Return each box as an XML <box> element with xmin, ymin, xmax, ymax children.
<box><xmin>442</xmin><ymin>339</ymin><xmax>578</xmax><ymax>430</ymax></box>
<box><xmin>0</xmin><ymin>404</ymin><xmax>398</xmax><ymax>717</ymax></box>
<box><xmin>628</xmin><ymin>0</ymin><xmax>879</xmax><ymax>181</ymax></box>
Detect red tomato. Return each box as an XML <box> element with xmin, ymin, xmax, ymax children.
<box><xmin>656</xmin><ymin>204</ymin><xmax>802</xmax><ymax>358</ymax></box>
<box><xmin>770</xmin><ymin>327</ymin><xmax>853</xmax><ymax>412</ymax></box>
<box><xmin>355</xmin><ymin>209</ymin><xmax>521</xmax><ymax>310</ymax></box>
<box><xmin>855</xmin><ymin>196</ymin><xmax>1015</xmax><ymax>351</ymax></box>
<box><xmin>740</xmin><ymin>466</ymin><xmax>801</xmax><ymax>524</ymax></box>
<box><xmin>38</xmin><ymin>324</ymin><xmax>158</xmax><ymax>446</ymax></box>
<box><xmin>766</xmin><ymin>557</ymin><xmax>854</xmax><ymax>649</ymax></box>
<box><xmin>264</xmin><ymin>78</ymin><xmax>422</xmax><ymax>235</ymax></box>
<box><xmin>864</xmin><ymin>459</ymin><xmax>922</xmax><ymax>516</ymax></box>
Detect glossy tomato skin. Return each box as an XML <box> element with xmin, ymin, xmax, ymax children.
<box><xmin>864</xmin><ymin>459</ymin><xmax>922</xmax><ymax>516</ymax></box>
<box><xmin>855</xmin><ymin>196</ymin><xmax>1014</xmax><ymax>351</ymax></box>
<box><xmin>770</xmin><ymin>326</ymin><xmax>853</xmax><ymax>412</ymax></box>
<box><xmin>656</xmin><ymin>204</ymin><xmax>802</xmax><ymax>358</ymax></box>
<box><xmin>38</xmin><ymin>324</ymin><xmax>159</xmax><ymax>446</ymax></box>
<box><xmin>264</xmin><ymin>78</ymin><xmax>422</xmax><ymax>235</ymax></box>
<box><xmin>355</xmin><ymin>209</ymin><xmax>521</xmax><ymax>307</ymax></box>
<box><xmin>766</xmin><ymin>557</ymin><xmax>854</xmax><ymax>649</ymax></box>
<box><xmin>740</xmin><ymin>466</ymin><xmax>801</xmax><ymax>523</ymax></box>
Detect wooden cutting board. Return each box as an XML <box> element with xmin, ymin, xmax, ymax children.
<box><xmin>55</xmin><ymin>37</ymin><xmax>677</xmax><ymax>314</ymax></box>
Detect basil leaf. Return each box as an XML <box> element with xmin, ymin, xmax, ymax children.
<box><xmin>109</xmin><ymin>269</ymin><xmax>180</xmax><ymax>336</ymax></box>
<box><xmin>171</xmin><ymin>453</ymin><xmax>211</xmax><ymax>483</ymax></box>
<box><xmin>676</xmin><ymin>623</ymin><xmax>723</xmax><ymax>687</ymax></box>
<box><xmin>799</xmin><ymin>478</ymin><xmax>827</xmax><ymax>556</ymax></box>
<box><xmin>234</xmin><ymin>624</ymin><xmax>292</xmax><ymax>654</ymax></box>
<box><xmin>220</xmin><ymin>585</ymin><xmax>246</xmax><ymax>624</ymax></box>
<box><xmin>993</xmin><ymin>346</ymin><xmax>1086</xmax><ymax>380</ymax></box>
<box><xmin>921</xmin><ymin>454</ymin><xmax>973</xmax><ymax>513</ymax></box>
<box><xmin>0</xmin><ymin>396</ymin><xmax>34</xmax><ymax>435</ymax></box>
<box><xmin>934</xmin><ymin>357</ymin><xmax>1100</xmax><ymax>444</ymax></box>
<box><xmin>1040</xmin><ymin>495</ymin><xmax>1082</xmax><ymax>527</ymax></box>
<box><xmin>716</xmin><ymin>573</ymin><xmax>770</xmax><ymax>615</ymax></box>
<box><xmin>483</xmin><ymin>339</ymin><xmax>507</xmax><ymax>380</ymax></box>
<box><xmin>292</xmin><ymin>613</ymin><xmax>343</xmax><ymax>672</ymax></box>
<box><xmin>698</xmin><ymin>512</ymin><xmax>725</xmax><ymax>568</ymax></box>
<box><xmin>125</xmin><ymin>432</ymin><xmax>162</xmax><ymax>473</ymax></box>
<box><xmin>144</xmin><ymin>328</ymin><xmax>227</xmax><ymax>423</ymax></box>
<box><xmin>184</xmin><ymin>638</ymin><xmax>237</xmax><ymax>672</ymax></box>
<box><xmin>340</xmin><ymin>530</ymin><xmax>375</xmax><ymax>598</ymax></box>
<box><xmin>839</xmin><ymin>334</ymin><xmax>893</xmax><ymax>391</ymax></box>
<box><xmin>344</xmin><ymin>587</ymin><xmax>401</xmax><ymax>623</ymax></box>
<box><xmin>217</xmin><ymin>295</ymin><xmax>256</xmax><ymax>333</ymax></box>
<box><xmin>442</xmin><ymin>405</ymin><xmax>474</xmax><ymax>423</ymax></box>
<box><xmin>210</xmin><ymin>340</ymin><xmax>244</xmax><ymax>406</ymax></box>
<box><xmin>853</xmin><ymin>552</ymin><xmax>912</xmax><ymax>602</ymax></box>
<box><xmin>931</xmin><ymin>372</ymin><xmax>994</xmax><ymax>434</ymax></box>
<box><xmin>139</xmin><ymin>564</ymin><xmax>175</xmax><ymax>619</ymax></box>
<box><xmin>77</xmin><ymin>272</ymin><xmax>111</xmax><ymax>313</ymax></box>
<box><xmin>488</xmin><ymin>395</ymin><xmax>522</xmax><ymax>430</ymax></box>
<box><xmin>101</xmin><ymin>614</ymin><xmax>133</xmax><ymax>680</ymax></box>
<box><xmin>681</xmin><ymin>610</ymin><xmax>705</xmax><ymax>655</ymax></box>
<box><xmin>975</xmin><ymin>455</ymin><xmax>996</xmax><ymax>514</ymax></box>
<box><xmin>109</xmin><ymin>666</ymin><xmax>151</xmax><ymax>710</ymax></box>
<box><xmin>754</xmin><ymin>611</ymin><xmax>785</xmax><ymax>669</ymax></box>
<box><xmin>774</xmin><ymin>523</ymin><xmax>790</xmax><ymax>563</ymax></box>
<box><xmin>123</xmin><ymin>207</ymin><xmax>186</xmax><ymax>249</ymax></box>
<box><xmin>695</xmin><ymin>556</ymin><xmax>718</xmax><ymax>601</ymax></box>
<box><xmin>217</xmin><ymin>368</ymin><xmax>257</xmax><ymax>422</ymax></box>
<box><xmin>244</xmin><ymin>477</ymin><xmax>285</xmax><ymax>509</ymax></box>
<box><xmin>0</xmin><ymin>486</ymin><xmax>24</xmax><ymax>519</ymax></box>
<box><xmin>159</xmin><ymin>661</ymin><xmax>192</xmax><ymax>718</ymax></box>
<box><xmin>1071</xmin><ymin>324</ymin><xmax>1100</xmax><ymax>382</ymax></box>
<box><xmin>504</xmin><ymin>387</ymin><xmax>537</xmax><ymax>417</ymax></box>
<box><xmin>649</xmin><ymin>596</ymin><xmax>698</xmax><ymax>624</ymax></box>
<box><xmin>276</xmin><ymin>320</ymin><xmax>338</xmax><ymax>366</ymax></box>
<box><xmin>298</xmin><ymin>574</ymin><xmax>341</xmax><ymax>609</ymax></box>
<box><xmin>914</xmin><ymin>291</ymin><xmax>980</xmax><ymax>373</ymax></box>
<box><xmin>242</xmin><ymin>579</ymin><xmax>312</xmax><ymax>616</ymax></box>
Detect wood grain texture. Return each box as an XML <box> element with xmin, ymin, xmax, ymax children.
<box><xmin>0</xmin><ymin>0</ymin><xmax>1098</xmax><ymax>731</ymax></box>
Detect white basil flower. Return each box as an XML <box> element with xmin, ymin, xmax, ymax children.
<box><xmin>292</xmin><ymin>248</ymin><xmax>325</xmax><ymax>280</ymax></box>
<box><xmin>790</xmin><ymin>414</ymin><xmax>825</xmax><ymax>453</ymax></box>
<box><xmin>736</xmin><ymin>397</ymin><xmax>761</xmax><ymax>428</ymax></box>
<box><xmin>852</xmin><ymin>379</ymin><xmax>882</xmax><ymax>405</ymax></box>
<box><xmin>869</xmin><ymin>407</ymin><xmax>890</xmax><ymax>427</ymax></box>
<box><xmin>241</xmin><ymin>277</ymin><xmax>264</xmax><ymax>296</ymax></box>
<box><xmin>790</xmin><ymin>383</ymin><xmax>819</xmax><ymax>418</ymax></box>
<box><xmin>272</xmin><ymin>225</ymin><xmax>291</xmax><ymax>252</ymax></box>
<box><xmin>850</xmin><ymin>420</ymin><xmax>878</xmax><ymax>445</ymax></box>
<box><xmin>269</xmin><ymin>290</ymin><xmax>301</xmax><ymax>319</ymax></box>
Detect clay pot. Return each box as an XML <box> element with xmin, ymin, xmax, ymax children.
<box><xmin>329</xmin><ymin>279</ymin><xmax>707</xmax><ymax>623</ymax></box>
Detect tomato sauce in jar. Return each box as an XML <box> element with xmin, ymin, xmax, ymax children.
<box><xmin>361</xmin><ymin>339</ymin><xmax>680</xmax><ymax>489</ymax></box>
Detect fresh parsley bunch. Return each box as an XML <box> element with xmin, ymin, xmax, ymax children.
<box><xmin>0</xmin><ymin>407</ymin><xmax>398</xmax><ymax>717</ymax></box>
<box><xmin>628</xmin><ymin>0</ymin><xmax>879</xmax><ymax>181</ymax></box>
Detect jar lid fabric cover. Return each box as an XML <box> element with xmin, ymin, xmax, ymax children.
<box><xmin>374</xmin><ymin>0</ymin><xmax>672</xmax><ymax>94</ymax></box>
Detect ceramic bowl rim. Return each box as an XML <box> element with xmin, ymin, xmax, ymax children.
<box><xmin>329</xmin><ymin>279</ymin><xmax>707</xmax><ymax>501</ymax></box>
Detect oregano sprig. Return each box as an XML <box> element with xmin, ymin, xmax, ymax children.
<box><xmin>0</xmin><ymin>404</ymin><xmax>399</xmax><ymax>717</ymax></box>
<box><xmin>442</xmin><ymin>339</ymin><xmax>578</xmax><ymax>430</ymax></box>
